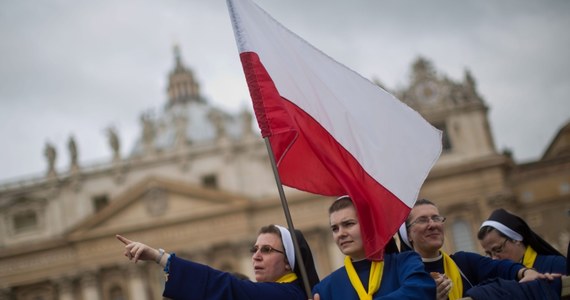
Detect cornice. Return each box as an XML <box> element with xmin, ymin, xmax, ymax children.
<box><xmin>427</xmin><ymin>154</ymin><xmax>511</xmax><ymax>180</ymax></box>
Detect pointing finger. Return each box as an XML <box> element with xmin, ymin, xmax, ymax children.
<box><xmin>116</xmin><ymin>234</ymin><xmax>132</xmax><ymax>245</ymax></box>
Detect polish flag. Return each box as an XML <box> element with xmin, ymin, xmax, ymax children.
<box><xmin>227</xmin><ymin>0</ymin><xmax>442</xmax><ymax>260</ymax></box>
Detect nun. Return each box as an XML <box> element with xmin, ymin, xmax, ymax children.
<box><xmin>117</xmin><ymin>224</ymin><xmax>319</xmax><ymax>300</ymax></box>
<box><xmin>477</xmin><ymin>208</ymin><xmax>566</xmax><ymax>275</ymax></box>
<box><xmin>398</xmin><ymin>199</ymin><xmax>553</xmax><ymax>300</ymax></box>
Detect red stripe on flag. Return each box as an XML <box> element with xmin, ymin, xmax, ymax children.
<box><xmin>241</xmin><ymin>51</ymin><xmax>410</xmax><ymax>260</ymax></box>
<box><xmin>240</xmin><ymin>51</ymin><xmax>296</xmax><ymax>138</ymax></box>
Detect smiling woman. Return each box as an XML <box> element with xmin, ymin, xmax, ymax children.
<box><xmin>399</xmin><ymin>199</ymin><xmax>560</xmax><ymax>299</ymax></box>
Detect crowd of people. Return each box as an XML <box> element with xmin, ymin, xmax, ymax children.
<box><xmin>117</xmin><ymin>196</ymin><xmax>567</xmax><ymax>299</ymax></box>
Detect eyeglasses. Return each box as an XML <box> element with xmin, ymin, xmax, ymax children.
<box><xmin>407</xmin><ymin>215</ymin><xmax>446</xmax><ymax>228</ymax></box>
<box><xmin>486</xmin><ymin>238</ymin><xmax>510</xmax><ymax>257</ymax></box>
<box><xmin>249</xmin><ymin>245</ymin><xmax>285</xmax><ymax>255</ymax></box>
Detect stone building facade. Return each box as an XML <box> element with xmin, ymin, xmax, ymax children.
<box><xmin>0</xmin><ymin>49</ymin><xmax>568</xmax><ymax>299</ymax></box>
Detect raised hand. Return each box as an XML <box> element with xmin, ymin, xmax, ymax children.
<box><xmin>116</xmin><ymin>234</ymin><xmax>160</xmax><ymax>263</ymax></box>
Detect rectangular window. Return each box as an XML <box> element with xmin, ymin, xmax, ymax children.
<box><xmin>13</xmin><ymin>211</ymin><xmax>38</xmax><ymax>233</ymax></box>
<box><xmin>201</xmin><ymin>174</ymin><xmax>218</xmax><ymax>189</ymax></box>
<box><xmin>93</xmin><ymin>194</ymin><xmax>109</xmax><ymax>212</ymax></box>
<box><xmin>451</xmin><ymin>219</ymin><xmax>475</xmax><ymax>252</ymax></box>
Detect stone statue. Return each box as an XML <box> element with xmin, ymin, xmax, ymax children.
<box><xmin>68</xmin><ymin>136</ymin><xmax>78</xmax><ymax>167</ymax></box>
<box><xmin>174</xmin><ymin>113</ymin><xmax>188</xmax><ymax>147</ymax></box>
<box><xmin>240</xmin><ymin>109</ymin><xmax>254</xmax><ymax>137</ymax></box>
<box><xmin>44</xmin><ymin>142</ymin><xmax>57</xmax><ymax>174</ymax></box>
<box><xmin>141</xmin><ymin>112</ymin><xmax>156</xmax><ymax>145</ymax></box>
<box><xmin>463</xmin><ymin>69</ymin><xmax>478</xmax><ymax>96</ymax></box>
<box><xmin>411</xmin><ymin>56</ymin><xmax>436</xmax><ymax>84</ymax></box>
<box><xmin>208</xmin><ymin>110</ymin><xmax>227</xmax><ymax>138</ymax></box>
<box><xmin>106</xmin><ymin>127</ymin><xmax>120</xmax><ymax>160</ymax></box>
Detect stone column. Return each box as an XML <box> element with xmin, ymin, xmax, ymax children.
<box><xmin>127</xmin><ymin>264</ymin><xmax>148</xmax><ymax>300</ymax></box>
<box><xmin>0</xmin><ymin>288</ymin><xmax>11</xmax><ymax>300</ymax></box>
<box><xmin>56</xmin><ymin>277</ymin><xmax>74</xmax><ymax>300</ymax></box>
<box><xmin>80</xmin><ymin>271</ymin><xmax>100</xmax><ymax>300</ymax></box>
<box><xmin>237</xmin><ymin>245</ymin><xmax>255</xmax><ymax>281</ymax></box>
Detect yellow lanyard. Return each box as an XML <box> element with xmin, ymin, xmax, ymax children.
<box><xmin>441</xmin><ymin>251</ymin><xmax>463</xmax><ymax>300</ymax></box>
<box><xmin>522</xmin><ymin>246</ymin><xmax>538</xmax><ymax>269</ymax></box>
<box><xmin>275</xmin><ymin>272</ymin><xmax>298</xmax><ymax>283</ymax></box>
<box><xmin>344</xmin><ymin>256</ymin><xmax>384</xmax><ymax>300</ymax></box>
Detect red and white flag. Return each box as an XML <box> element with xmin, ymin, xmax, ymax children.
<box><xmin>227</xmin><ymin>0</ymin><xmax>442</xmax><ymax>260</ymax></box>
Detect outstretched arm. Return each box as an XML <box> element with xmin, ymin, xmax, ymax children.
<box><xmin>116</xmin><ymin>234</ymin><xmax>306</xmax><ymax>300</ymax></box>
<box><xmin>518</xmin><ymin>268</ymin><xmax>562</xmax><ymax>283</ymax></box>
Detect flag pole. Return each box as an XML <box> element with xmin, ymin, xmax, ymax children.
<box><xmin>264</xmin><ymin>137</ymin><xmax>313</xmax><ymax>299</ymax></box>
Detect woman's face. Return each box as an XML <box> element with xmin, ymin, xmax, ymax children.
<box><xmin>251</xmin><ymin>233</ymin><xmax>290</xmax><ymax>282</ymax></box>
<box><xmin>407</xmin><ymin>204</ymin><xmax>445</xmax><ymax>258</ymax></box>
<box><xmin>480</xmin><ymin>229</ymin><xmax>525</xmax><ymax>261</ymax></box>
<box><xmin>330</xmin><ymin>205</ymin><xmax>366</xmax><ymax>260</ymax></box>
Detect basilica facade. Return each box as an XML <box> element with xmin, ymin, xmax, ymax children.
<box><xmin>0</xmin><ymin>48</ymin><xmax>568</xmax><ymax>299</ymax></box>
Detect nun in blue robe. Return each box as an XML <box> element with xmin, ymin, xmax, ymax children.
<box><xmin>163</xmin><ymin>255</ymin><xmax>306</xmax><ymax>299</ymax></box>
<box><xmin>312</xmin><ymin>238</ymin><xmax>436</xmax><ymax>299</ymax></box>
<box><xmin>118</xmin><ymin>225</ymin><xmax>319</xmax><ymax>300</ymax></box>
<box><xmin>398</xmin><ymin>223</ymin><xmax>526</xmax><ymax>298</ymax></box>
<box><xmin>478</xmin><ymin>208</ymin><xmax>566</xmax><ymax>296</ymax></box>
<box><xmin>164</xmin><ymin>226</ymin><xmax>319</xmax><ymax>300</ymax></box>
<box><xmin>478</xmin><ymin>208</ymin><xmax>566</xmax><ymax>275</ymax></box>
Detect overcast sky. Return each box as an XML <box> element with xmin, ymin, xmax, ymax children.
<box><xmin>1</xmin><ymin>0</ymin><xmax>569</xmax><ymax>183</ymax></box>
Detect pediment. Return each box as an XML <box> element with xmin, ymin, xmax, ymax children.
<box><xmin>67</xmin><ymin>176</ymin><xmax>251</xmax><ymax>241</ymax></box>
<box><xmin>542</xmin><ymin>121</ymin><xmax>570</xmax><ymax>159</ymax></box>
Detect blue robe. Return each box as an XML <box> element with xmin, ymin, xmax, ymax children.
<box><xmin>312</xmin><ymin>251</ymin><xmax>435</xmax><ymax>299</ymax></box>
<box><xmin>532</xmin><ymin>254</ymin><xmax>566</xmax><ymax>275</ymax></box>
<box><xmin>529</xmin><ymin>254</ymin><xmax>566</xmax><ymax>295</ymax></box>
<box><xmin>465</xmin><ymin>277</ymin><xmax>560</xmax><ymax>300</ymax></box>
<box><xmin>163</xmin><ymin>255</ymin><xmax>306</xmax><ymax>300</ymax></box>
<box><xmin>423</xmin><ymin>251</ymin><xmax>523</xmax><ymax>296</ymax></box>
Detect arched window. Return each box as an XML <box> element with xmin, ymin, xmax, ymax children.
<box><xmin>451</xmin><ymin>219</ymin><xmax>475</xmax><ymax>252</ymax></box>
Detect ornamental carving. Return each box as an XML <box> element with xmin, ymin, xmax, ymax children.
<box><xmin>144</xmin><ymin>187</ymin><xmax>168</xmax><ymax>216</ymax></box>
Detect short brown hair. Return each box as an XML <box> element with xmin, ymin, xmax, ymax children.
<box><xmin>258</xmin><ymin>224</ymin><xmax>281</xmax><ymax>236</ymax></box>
<box><xmin>329</xmin><ymin>196</ymin><xmax>354</xmax><ymax>215</ymax></box>
<box><xmin>405</xmin><ymin>199</ymin><xmax>436</xmax><ymax>227</ymax></box>
<box><xmin>257</xmin><ymin>224</ymin><xmax>288</xmax><ymax>264</ymax></box>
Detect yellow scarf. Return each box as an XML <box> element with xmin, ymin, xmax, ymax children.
<box><xmin>275</xmin><ymin>272</ymin><xmax>298</xmax><ymax>283</ymax></box>
<box><xmin>441</xmin><ymin>251</ymin><xmax>463</xmax><ymax>300</ymax></box>
<box><xmin>344</xmin><ymin>256</ymin><xmax>384</xmax><ymax>300</ymax></box>
<box><xmin>522</xmin><ymin>246</ymin><xmax>538</xmax><ymax>269</ymax></box>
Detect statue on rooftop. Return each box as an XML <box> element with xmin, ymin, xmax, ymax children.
<box><xmin>106</xmin><ymin>127</ymin><xmax>121</xmax><ymax>161</ymax></box>
<box><xmin>44</xmin><ymin>142</ymin><xmax>57</xmax><ymax>175</ymax></box>
<box><xmin>68</xmin><ymin>135</ymin><xmax>78</xmax><ymax>168</ymax></box>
